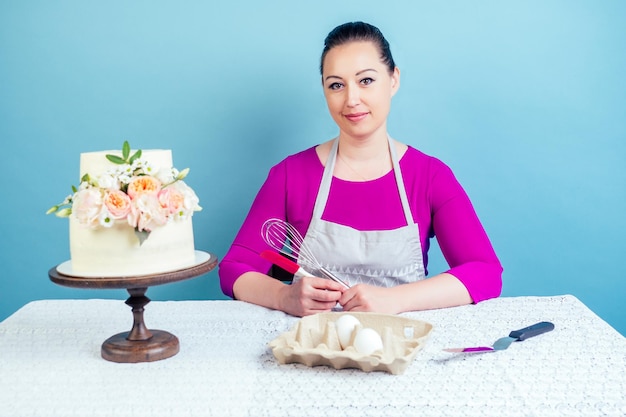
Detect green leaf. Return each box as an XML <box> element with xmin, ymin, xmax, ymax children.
<box><xmin>134</xmin><ymin>229</ymin><xmax>151</xmax><ymax>246</ymax></box>
<box><xmin>129</xmin><ymin>149</ymin><xmax>142</xmax><ymax>164</ymax></box>
<box><xmin>81</xmin><ymin>173</ymin><xmax>90</xmax><ymax>183</ymax></box>
<box><xmin>46</xmin><ymin>206</ymin><xmax>58</xmax><ymax>215</ymax></box>
<box><xmin>71</xmin><ymin>185</ymin><xmax>77</xmax><ymax>193</ymax></box>
<box><xmin>106</xmin><ymin>154</ymin><xmax>126</xmax><ymax>164</ymax></box>
<box><xmin>122</xmin><ymin>141</ymin><xmax>130</xmax><ymax>160</ymax></box>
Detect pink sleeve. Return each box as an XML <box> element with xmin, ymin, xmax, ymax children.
<box><xmin>218</xmin><ymin>162</ymin><xmax>289</xmax><ymax>298</ymax></box>
<box><xmin>428</xmin><ymin>163</ymin><xmax>503</xmax><ymax>303</ymax></box>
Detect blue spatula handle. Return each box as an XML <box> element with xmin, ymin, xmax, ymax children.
<box><xmin>509</xmin><ymin>321</ymin><xmax>555</xmax><ymax>341</ymax></box>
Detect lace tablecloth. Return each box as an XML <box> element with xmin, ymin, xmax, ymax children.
<box><xmin>0</xmin><ymin>295</ymin><xmax>624</xmax><ymax>417</ymax></box>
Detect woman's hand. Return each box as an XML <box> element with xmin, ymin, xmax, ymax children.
<box><xmin>278</xmin><ymin>276</ymin><xmax>345</xmax><ymax>317</ymax></box>
<box><xmin>339</xmin><ymin>284</ymin><xmax>402</xmax><ymax>314</ymax></box>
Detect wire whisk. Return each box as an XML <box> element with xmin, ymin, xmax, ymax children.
<box><xmin>261</xmin><ymin>218</ymin><xmax>349</xmax><ymax>288</ymax></box>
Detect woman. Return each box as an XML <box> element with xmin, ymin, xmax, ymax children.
<box><xmin>219</xmin><ymin>21</ymin><xmax>502</xmax><ymax>317</ymax></box>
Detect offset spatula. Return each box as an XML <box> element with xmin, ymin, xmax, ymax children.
<box><xmin>444</xmin><ymin>321</ymin><xmax>555</xmax><ymax>353</ymax></box>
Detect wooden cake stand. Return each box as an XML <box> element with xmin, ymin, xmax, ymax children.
<box><xmin>48</xmin><ymin>251</ymin><xmax>218</xmax><ymax>363</ymax></box>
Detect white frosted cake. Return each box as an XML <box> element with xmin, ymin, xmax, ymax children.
<box><xmin>52</xmin><ymin>145</ymin><xmax>201</xmax><ymax>277</ymax></box>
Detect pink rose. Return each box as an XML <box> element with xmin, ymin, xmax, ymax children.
<box><xmin>127</xmin><ymin>194</ymin><xmax>168</xmax><ymax>232</ymax></box>
<box><xmin>158</xmin><ymin>187</ymin><xmax>185</xmax><ymax>215</ymax></box>
<box><xmin>103</xmin><ymin>189</ymin><xmax>132</xmax><ymax>220</ymax></box>
<box><xmin>126</xmin><ymin>175</ymin><xmax>162</xmax><ymax>199</ymax></box>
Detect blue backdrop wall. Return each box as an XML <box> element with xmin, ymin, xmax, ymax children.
<box><xmin>1</xmin><ymin>1</ymin><xmax>624</xmax><ymax>335</ymax></box>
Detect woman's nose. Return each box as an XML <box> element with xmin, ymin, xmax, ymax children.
<box><xmin>346</xmin><ymin>83</ymin><xmax>361</xmax><ymax>106</ymax></box>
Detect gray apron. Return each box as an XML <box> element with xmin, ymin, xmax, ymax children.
<box><xmin>296</xmin><ymin>136</ymin><xmax>426</xmax><ymax>287</ymax></box>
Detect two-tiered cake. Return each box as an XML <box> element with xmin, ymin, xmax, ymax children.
<box><xmin>49</xmin><ymin>143</ymin><xmax>201</xmax><ymax>277</ymax></box>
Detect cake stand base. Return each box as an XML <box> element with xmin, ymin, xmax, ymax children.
<box><xmin>102</xmin><ymin>330</ymin><xmax>179</xmax><ymax>363</ymax></box>
<box><xmin>100</xmin><ymin>286</ymin><xmax>178</xmax><ymax>363</ymax></box>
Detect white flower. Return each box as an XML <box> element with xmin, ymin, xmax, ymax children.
<box><xmin>130</xmin><ymin>159</ymin><xmax>143</xmax><ymax>171</ymax></box>
<box><xmin>154</xmin><ymin>167</ymin><xmax>176</xmax><ymax>184</ymax></box>
<box><xmin>176</xmin><ymin>168</ymin><xmax>189</xmax><ymax>181</ymax></box>
<box><xmin>95</xmin><ymin>173</ymin><xmax>118</xmax><ymax>190</ymax></box>
<box><xmin>54</xmin><ymin>208</ymin><xmax>72</xmax><ymax>218</ymax></box>
<box><xmin>78</xmin><ymin>181</ymin><xmax>91</xmax><ymax>191</ymax></box>
<box><xmin>117</xmin><ymin>173</ymin><xmax>132</xmax><ymax>185</ymax></box>
<box><xmin>174</xmin><ymin>181</ymin><xmax>202</xmax><ymax>214</ymax></box>
<box><xmin>120</xmin><ymin>164</ymin><xmax>134</xmax><ymax>176</ymax></box>
<box><xmin>72</xmin><ymin>188</ymin><xmax>104</xmax><ymax>228</ymax></box>
<box><xmin>98</xmin><ymin>209</ymin><xmax>115</xmax><ymax>228</ymax></box>
<box><xmin>143</xmin><ymin>162</ymin><xmax>156</xmax><ymax>175</ymax></box>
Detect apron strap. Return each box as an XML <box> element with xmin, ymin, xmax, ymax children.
<box><xmin>311</xmin><ymin>139</ymin><xmax>338</xmax><ymax>220</ymax></box>
<box><xmin>388</xmin><ymin>136</ymin><xmax>414</xmax><ymax>226</ymax></box>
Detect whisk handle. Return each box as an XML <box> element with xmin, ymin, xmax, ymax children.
<box><xmin>320</xmin><ymin>267</ymin><xmax>350</xmax><ymax>289</ymax></box>
<box><xmin>260</xmin><ymin>250</ymin><xmax>315</xmax><ymax>277</ymax></box>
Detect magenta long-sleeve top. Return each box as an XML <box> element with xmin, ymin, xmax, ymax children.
<box><xmin>219</xmin><ymin>146</ymin><xmax>503</xmax><ymax>303</ymax></box>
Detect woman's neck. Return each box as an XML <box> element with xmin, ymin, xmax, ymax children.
<box><xmin>337</xmin><ymin>131</ymin><xmax>389</xmax><ymax>161</ymax></box>
<box><xmin>335</xmin><ymin>132</ymin><xmax>392</xmax><ymax>181</ymax></box>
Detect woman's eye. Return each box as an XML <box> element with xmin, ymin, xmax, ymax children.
<box><xmin>328</xmin><ymin>82</ymin><xmax>343</xmax><ymax>90</ymax></box>
<box><xmin>360</xmin><ymin>77</ymin><xmax>374</xmax><ymax>85</ymax></box>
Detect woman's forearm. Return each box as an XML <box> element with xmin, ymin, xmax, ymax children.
<box><xmin>392</xmin><ymin>273</ymin><xmax>473</xmax><ymax>312</ymax></box>
<box><xmin>232</xmin><ymin>271</ymin><xmax>286</xmax><ymax>311</ymax></box>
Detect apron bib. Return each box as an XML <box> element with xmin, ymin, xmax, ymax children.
<box><xmin>296</xmin><ymin>136</ymin><xmax>426</xmax><ymax>287</ymax></box>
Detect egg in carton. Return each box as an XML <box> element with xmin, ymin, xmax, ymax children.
<box><xmin>268</xmin><ymin>312</ymin><xmax>433</xmax><ymax>374</ymax></box>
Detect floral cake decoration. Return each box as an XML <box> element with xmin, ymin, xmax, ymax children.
<box><xmin>47</xmin><ymin>141</ymin><xmax>201</xmax><ymax>244</ymax></box>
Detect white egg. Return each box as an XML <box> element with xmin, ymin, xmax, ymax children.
<box><xmin>353</xmin><ymin>328</ymin><xmax>384</xmax><ymax>355</ymax></box>
<box><xmin>335</xmin><ymin>314</ymin><xmax>361</xmax><ymax>349</ymax></box>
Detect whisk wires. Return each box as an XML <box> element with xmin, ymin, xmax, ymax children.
<box><xmin>261</xmin><ymin>218</ymin><xmax>320</xmax><ymax>271</ymax></box>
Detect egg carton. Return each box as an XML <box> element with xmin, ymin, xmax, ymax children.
<box><xmin>268</xmin><ymin>312</ymin><xmax>433</xmax><ymax>375</ymax></box>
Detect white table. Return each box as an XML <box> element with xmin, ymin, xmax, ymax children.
<box><xmin>0</xmin><ymin>295</ymin><xmax>624</xmax><ymax>417</ymax></box>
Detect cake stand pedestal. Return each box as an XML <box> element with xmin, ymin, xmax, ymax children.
<box><xmin>48</xmin><ymin>251</ymin><xmax>218</xmax><ymax>363</ymax></box>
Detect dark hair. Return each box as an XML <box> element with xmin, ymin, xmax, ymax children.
<box><xmin>320</xmin><ymin>21</ymin><xmax>396</xmax><ymax>75</ymax></box>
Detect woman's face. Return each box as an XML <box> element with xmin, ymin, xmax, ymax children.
<box><xmin>322</xmin><ymin>41</ymin><xmax>399</xmax><ymax>141</ymax></box>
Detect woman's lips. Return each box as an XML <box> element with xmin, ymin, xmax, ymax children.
<box><xmin>344</xmin><ymin>112</ymin><xmax>369</xmax><ymax>122</ymax></box>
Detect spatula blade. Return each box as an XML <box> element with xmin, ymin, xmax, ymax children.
<box><xmin>492</xmin><ymin>336</ymin><xmax>516</xmax><ymax>351</ymax></box>
<box><xmin>493</xmin><ymin>321</ymin><xmax>555</xmax><ymax>351</ymax></box>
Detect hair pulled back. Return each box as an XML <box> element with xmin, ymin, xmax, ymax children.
<box><xmin>320</xmin><ymin>21</ymin><xmax>396</xmax><ymax>75</ymax></box>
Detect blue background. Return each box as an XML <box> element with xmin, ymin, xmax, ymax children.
<box><xmin>1</xmin><ymin>1</ymin><xmax>624</xmax><ymax>335</ymax></box>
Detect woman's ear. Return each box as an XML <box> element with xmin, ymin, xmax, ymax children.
<box><xmin>391</xmin><ymin>67</ymin><xmax>400</xmax><ymax>96</ymax></box>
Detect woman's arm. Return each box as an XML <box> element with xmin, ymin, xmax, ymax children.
<box><xmin>430</xmin><ymin>164</ymin><xmax>503</xmax><ymax>303</ymax></box>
